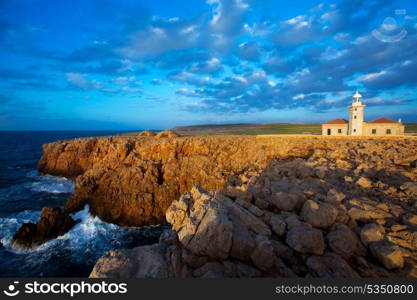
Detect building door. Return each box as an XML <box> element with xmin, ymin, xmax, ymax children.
<box><xmin>327</xmin><ymin>129</ymin><xmax>331</xmax><ymax>135</ymax></box>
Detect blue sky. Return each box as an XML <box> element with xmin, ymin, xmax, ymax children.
<box><xmin>1</xmin><ymin>0</ymin><xmax>417</xmax><ymax>130</ymax></box>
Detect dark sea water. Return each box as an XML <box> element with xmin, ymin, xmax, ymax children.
<box><xmin>0</xmin><ymin>131</ymin><xmax>163</xmax><ymax>277</ymax></box>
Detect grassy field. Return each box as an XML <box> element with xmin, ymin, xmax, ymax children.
<box><xmin>405</xmin><ymin>123</ymin><xmax>417</xmax><ymax>134</ymax></box>
<box><xmin>174</xmin><ymin>123</ymin><xmax>417</xmax><ymax>136</ymax></box>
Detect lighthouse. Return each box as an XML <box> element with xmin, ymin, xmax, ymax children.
<box><xmin>348</xmin><ymin>91</ymin><xmax>366</xmax><ymax>136</ymax></box>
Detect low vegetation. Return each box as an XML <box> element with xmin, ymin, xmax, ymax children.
<box><xmin>174</xmin><ymin>123</ymin><xmax>417</xmax><ymax>136</ymax></box>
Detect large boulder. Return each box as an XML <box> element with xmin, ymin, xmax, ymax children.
<box><xmin>369</xmin><ymin>240</ymin><xmax>404</xmax><ymax>270</ymax></box>
<box><xmin>12</xmin><ymin>207</ymin><xmax>76</xmax><ymax>250</ymax></box>
<box><xmin>400</xmin><ymin>182</ymin><xmax>417</xmax><ymax>196</ymax></box>
<box><xmin>360</xmin><ymin>223</ymin><xmax>385</xmax><ymax>246</ymax></box>
<box><xmin>250</xmin><ymin>235</ymin><xmax>275</xmax><ymax>271</ymax></box>
<box><xmin>90</xmin><ymin>249</ymin><xmax>142</xmax><ymax>278</ymax></box>
<box><xmin>90</xmin><ymin>242</ymin><xmax>190</xmax><ymax>278</ymax></box>
<box><xmin>155</xmin><ymin>130</ymin><xmax>179</xmax><ymax>138</ymax></box>
<box><xmin>326</xmin><ymin>224</ymin><xmax>358</xmax><ymax>259</ymax></box>
<box><xmin>230</xmin><ymin>216</ymin><xmax>256</xmax><ymax>261</ymax></box>
<box><xmin>300</xmin><ymin>200</ymin><xmax>338</xmax><ymax>229</ymax></box>
<box><xmin>401</xmin><ymin>214</ymin><xmax>417</xmax><ymax>228</ymax></box>
<box><xmin>306</xmin><ymin>252</ymin><xmax>360</xmax><ymax>278</ymax></box>
<box><xmin>269</xmin><ymin>214</ymin><xmax>286</xmax><ymax>237</ymax></box>
<box><xmin>286</xmin><ymin>226</ymin><xmax>325</xmax><ymax>255</ymax></box>
<box><xmin>356</xmin><ymin>177</ymin><xmax>373</xmax><ymax>188</ymax></box>
<box><xmin>167</xmin><ymin>187</ymin><xmax>233</xmax><ymax>260</ymax></box>
<box><xmin>269</xmin><ymin>192</ymin><xmax>301</xmax><ymax>211</ymax></box>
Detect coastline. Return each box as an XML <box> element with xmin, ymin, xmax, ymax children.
<box><xmin>19</xmin><ymin>131</ymin><xmax>417</xmax><ymax>278</ymax></box>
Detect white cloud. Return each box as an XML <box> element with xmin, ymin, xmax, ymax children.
<box><xmin>113</xmin><ymin>76</ymin><xmax>136</xmax><ymax>84</ymax></box>
<box><xmin>66</xmin><ymin>73</ymin><xmax>89</xmax><ymax>89</ymax></box>
<box><xmin>292</xmin><ymin>94</ymin><xmax>305</xmax><ymax>100</ymax></box>
<box><xmin>358</xmin><ymin>70</ymin><xmax>388</xmax><ymax>82</ymax></box>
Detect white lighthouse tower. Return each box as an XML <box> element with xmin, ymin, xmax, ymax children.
<box><xmin>348</xmin><ymin>91</ymin><xmax>366</xmax><ymax>136</ymax></box>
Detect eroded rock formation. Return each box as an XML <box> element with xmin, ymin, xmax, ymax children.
<box><xmin>37</xmin><ymin>134</ymin><xmax>417</xmax><ymax>228</ymax></box>
<box><xmin>90</xmin><ymin>180</ymin><xmax>417</xmax><ymax>278</ymax></box>
<box><xmin>12</xmin><ymin>207</ymin><xmax>76</xmax><ymax>250</ymax></box>
<box><xmin>23</xmin><ymin>132</ymin><xmax>417</xmax><ymax>276</ymax></box>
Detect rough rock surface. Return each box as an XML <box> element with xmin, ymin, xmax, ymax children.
<box><xmin>34</xmin><ymin>133</ymin><xmax>417</xmax><ymax>277</ymax></box>
<box><xmin>285</xmin><ymin>226</ymin><xmax>325</xmax><ymax>255</ymax></box>
<box><xmin>38</xmin><ymin>135</ymin><xmax>417</xmax><ymax>228</ymax></box>
<box><xmin>12</xmin><ymin>207</ymin><xmax>76</xmax><ymax>250</ymax></box>
<box><xmin>136</xmin><ymin>130</ymin><xmax>156</xmax><ymax>137</ymax></box>
<box><xmin>300</xmin><ymin>200</ymin><xmax>338</xmax><ymax>229</ymax></box>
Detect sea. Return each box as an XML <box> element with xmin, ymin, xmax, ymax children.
<box><xmin>0</xmin><ymin>131</ymin><xmax>164</xmax><ymax>277</ymax></box>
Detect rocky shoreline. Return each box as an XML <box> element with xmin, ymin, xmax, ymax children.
<box><xmin>12</xmin><ymin>132</ymin><xmax>417</xmax><ymax>277</ymax></box>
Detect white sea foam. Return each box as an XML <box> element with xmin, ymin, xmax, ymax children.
<box><xmin>0</xmin><ymin>210</ymin><xmax>41</xmax><ymax>247</ymax></box>
<box><xmin>27</xmin><ymin>174</ymin><xmax>74</xmax><ymax>194</ymax></box>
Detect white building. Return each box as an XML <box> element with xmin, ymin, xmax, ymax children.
<box><xmin>322</xmin><ymin>91</ymin><xmax>405</xmax><ymax>136</ymax></box>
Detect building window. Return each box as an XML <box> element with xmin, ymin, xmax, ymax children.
<box><xmin>354</xmin><ymin>115</ymin><xmax>357</xmax><ymax>119</ymax></box>
<box><xmin>355</xmin><ymin>108</ymin><xmax>357</xmax><ymax>111</ymax></box>
<box><xmin>327</xmin><ymin>129</ymin><xmax>331</xmax><ymax>135</ymax></box>
<box><xmin>338</xmin><ymin>129</ymin><xmax>342</xmax><ymax>133</ymax></box>
<box><xmin>372</xmin><ymin>129</ymin><xmax>376</xmax><ymax>134</ymax></box>
<box><xmin>386</xmin><ymin>129</ymin><xmax>391</xmax><ymax>134</ymax></box>
<box><xmin>353</xmin><ymin>129</ymin><xmax>356</xmax><ymax>133</ymax></box>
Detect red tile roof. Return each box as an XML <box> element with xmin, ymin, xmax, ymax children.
<box><xmin>324</xmin><ymin>118</ymin><xmax>348</xmax><ymax>124</ymax></box>
<box><xmin>367</xmin><ymin>117</ymin><xmax>397</xmax><ymax>124</ymax></box>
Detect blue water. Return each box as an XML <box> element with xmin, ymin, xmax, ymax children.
<box><xmin>0</xmin><ymin>131</ymin><xmax>164</xmax><ymax>277</ymax></box>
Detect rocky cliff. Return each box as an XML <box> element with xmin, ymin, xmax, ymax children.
<box><xmin>34</xmin><ymin>133</ymin><xmax>417</xmax><ymax>277</ymax></box>
<box><xmin>38</xmin><ymin>134</ymin><xmax>416</xmax><ymax>228</ymax></box>
<box><xmin>88</xmin><ymin>136</ymin><xmax>417</xmax><ymax>278</ymax></box>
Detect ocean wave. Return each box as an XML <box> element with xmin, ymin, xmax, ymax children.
<box><xmin>1</xmin><ymin>205</ymin><xmax>163</xmax><ymax>276</ymax></box>
<box><xmin>27</xmin><ymin>174</ymin><xmax>74</xmax><ymax>194</ymax></box>
<box><xmin>0</xmin><ymin>210</ymin><xmax>41</xmax><ymax>247</ymax></box>
<box><xmin>35</xmin><ymin>206</ymin><xmax>161</xmax><ymax>263</ymax></box>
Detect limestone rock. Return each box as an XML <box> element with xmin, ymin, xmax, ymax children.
<box><xmin>369</xmin><ymin>240</ymin><xmax>404</xmax><ymax>270</ymax></box>
<box><xmin>270</xmin><ymin>240</ymin><xmax>294</xmax><ymax>261</ymax></box>
<box><xmin>250</xmin><ymin>235</ymin><xmax>275</xmax><ymax>271</ymax></box>
<box><xmin>356</xmin><ymin>177</ymin><xmax>373</xmax><ymax>188</ymax></box>
<box><xmin>401</xmin><ymin>214</ymin><xmax>417</xmax><ymax>228</ymax></box>
<box><xmin>306</xmin><ymin>252</ymin><xmax>360</xmax><ymax>278</ymax></box>
<box><xmin>38</xmin><ymin>133</ymin><xmax>417</xmax><ymax>278</ymax></box>
<box><xmin>193</xmin><ymin>262</ymin><xmax>225</xmax><ymax>278</ymax></box>
<box><xmin>348</xmin><ymin>207</ymin><xmax>392</xmax><ymax>223</ymax></box>
<box><xmin>325</xmin><ymin>189</ymin><xmax>346</xmax><ymax>204</ymax></box>
<box><xmin>400</xmin><ymin>182</ymin><xmax>417</xmax><ymax>196</ymax></box>
<box><xmin>360</xmin><ymin>223</ymin><xmax>385</xmax><ymax>246</ymax></box>
<box><xmin>168</xmin><ymin>187</ymin><xmax>233</xmax><ymax>260</ymax></box>
<box><xmin>155</xmin><ymin>130</ymin><xmax>179</xmax><ymax>138</ymax></box>
<box><xmin>181</xmin><ymin>249</ymin><xmax>207</xmax><ymax>269</ymax></box>
<box><xmin>269</xmin><ymin>214</ymin><xmax>286</xmax><ymax>237</ymax></box>
<box><xmin>214</xmin><ymin>192</ymin><xmax>271</xmax><ymax>237</ymax></box>
<box><xmin>285</xmin><ymin>214</ymin><xmax>309</xmax><ymax>229</ymax></box>
<box><xmin>300</xmin><ymin>200</ymin><xmax>338</xmax><ymax>229</ymax></box>
<box><xmin>90</xmin><ymin>244</ymin><xmax>171</xmax><ymax>278</ymax></box>
<box><xmin>230</xmin><ymin>216</ymin><xmax>256</xmax><ymax>261</ymax></box>
<box><xmin>326</xmin><ymin>224</ymin><xmax>358</xmax><ymax>259</ymax></box>
<box><xmin>286</xmin><ymin>226</ymin><xmax>325</xmax><ymax>255</ymax></box>
<box><xmin>269</xmin><ymin>192</ymin><xmax>300</xmax><ymax>211</ymax></box>
<box><xmin>12</xmin><ymin>207</ymin><xmax>76</xmax><ymax>250</ymax></box>
<box><xmin>236</xmin><ymin>262</ymin><xmax>262</xmax><ymax>278</ymax></box>
<box><xmin>89</xmin><ymin>249</ymin><xmax>138</xmax><ymax>278</ymax></box>
<box><xmin>137</xmin><ymin>130</ymin><xmax>156</xmax><ymax>137</ymax></box>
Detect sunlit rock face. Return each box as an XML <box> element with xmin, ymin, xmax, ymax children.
<box><xmin>38</xmin><ymin>133</ymin><xmax>417</xmax><ymax>228</ymax></box>
<box><xmin>39</xmin><ymin>132</ymin><xmax>417</xmax><ymax>278</ymax></box>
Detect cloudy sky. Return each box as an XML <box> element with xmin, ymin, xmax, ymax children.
<box><xmin>1</xmin><ymin>0</ymin><xmax>416</xmax><ymax>130</ymax></box>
